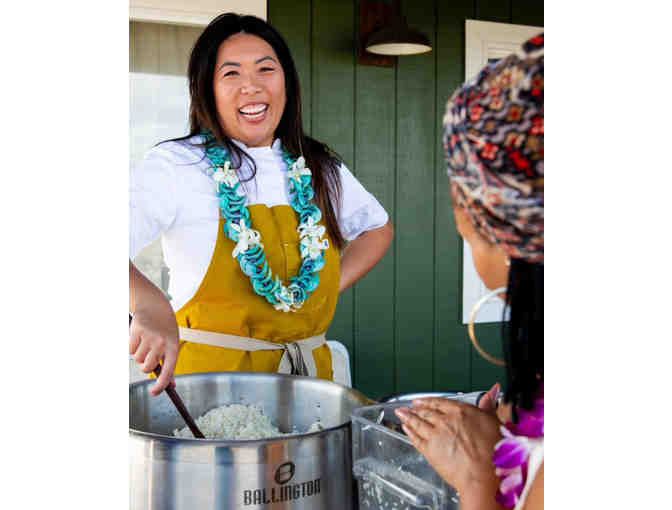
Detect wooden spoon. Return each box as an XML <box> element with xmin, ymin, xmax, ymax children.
<box><xmin>152</xmin><ymin>364</ymin><xmax>205</xmax><ymax>439</ymax></box>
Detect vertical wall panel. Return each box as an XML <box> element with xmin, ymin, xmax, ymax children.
<box><xmin>352</xmin><ymin>6</ymin><xmax>397</xmax><ymax>400</ymax></box>
<box><xmin>268</xmin><ymin>0</ymin><xmax>313</xmax><ymax>135</ymax></box>
<box><xmin>434</xmin><ymin>0</ymin><xmax>474</xmax><ymax>393</ymax></box>
<box><xmin>475</xmin><ymin>0</ymin><xmax>512</xmax><ymax>23</ymax></box>
<box><xmin>394</xmin><ymin>0</ymin><xmax>437</xmax><ymax>393</ymax></box>
<box><xmin>511</xmin><ymin>0</ymin><xmax>544</xmax><ymax>26</ymax></box>
<box><xmin>312</xmin><ymin>0</ymin><xmax>357</xmax><ymax>375</ymax></box>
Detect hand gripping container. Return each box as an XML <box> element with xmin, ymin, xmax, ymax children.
<box><xmin>351</xmin><ymin>402</ymin><xmax>461</xmax><ymax>510</ymax></box>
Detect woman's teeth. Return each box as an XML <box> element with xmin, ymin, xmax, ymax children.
<box><xmin>239</xmin><ymin>104</ymin><xmax>268</xmax><ymax>120</ymax></box>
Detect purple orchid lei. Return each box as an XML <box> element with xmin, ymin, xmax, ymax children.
<box><xmin>492</xmin><ymin>387</ymin><xmax>544</xmax><ymax>508</ymax></box>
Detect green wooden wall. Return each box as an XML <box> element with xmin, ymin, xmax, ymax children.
<box><xmin>269</xmin><ymin>0</ymin><xmax>543</xmax><ymax>400</ymax></box>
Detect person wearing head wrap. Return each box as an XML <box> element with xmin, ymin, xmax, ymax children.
<box><xmin>396</xmin><ymin>34</ymin><xmax>544</xmax><ymax>510</ymax></box>
<box><xmin>446</xmin><ymin>34</ymin><xmax>543</xmax><ymax>265</ymax></box>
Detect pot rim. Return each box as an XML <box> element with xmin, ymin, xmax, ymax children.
<box><xmin>129</xmin><ymin>372</ymin><xmax>366</xmax><ymax>444</ymax></box>
<box><xmin>128</xmin><ymin>420</ymin><xmax>351</xmax><ymax>444</ymax></box>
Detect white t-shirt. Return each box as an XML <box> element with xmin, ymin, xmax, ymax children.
<box><xmin>130</xmin><ymin>135</ymin><xmax>389</xmax><ymax>311</ymax></box>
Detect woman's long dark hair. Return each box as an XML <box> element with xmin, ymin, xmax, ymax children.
<box><xmin>501</xmin><ymin>258</ymin><xmax>544</xmax><ymax>414</ymax></box>
<box><xmin>164</xmin><ymin>13</ymin><xmax>345</xmax><ymax>249</ymax></box>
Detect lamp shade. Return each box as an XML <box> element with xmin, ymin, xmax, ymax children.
<box><xmin>365</xmin><ymin>17</ymin><xmax>431</xmax><ymax>56</ymax></box>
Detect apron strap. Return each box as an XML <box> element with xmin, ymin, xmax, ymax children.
<box><xmin>177</xmin><ymin>326</ymin><xmax>325</xmax><ymax>377</ymax></box>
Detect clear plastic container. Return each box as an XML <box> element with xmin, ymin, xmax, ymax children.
<box><xmin>351</xmin><ymin>402</ymin><xmax>461</xmax><ymax>510</ymax></box>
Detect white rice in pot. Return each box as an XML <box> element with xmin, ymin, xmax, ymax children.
<box><xmin>173</xmin><ymin>403</ymin><xmax>323</xmax><ymax>440</ymax></box>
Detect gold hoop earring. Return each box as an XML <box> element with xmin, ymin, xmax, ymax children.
<box><xmin>467</xmin><ymin>287</ymin><xmax>506</xmax><ymax>366</ymax></box>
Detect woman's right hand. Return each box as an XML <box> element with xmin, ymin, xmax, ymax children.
<box><xmin>129</xmin><ymin>262</ymin><xmax>178</xmax><ymax>395</ymax></box>
<box><xmin>395</xmin><ymin>398</ymin><xmax>503</xmax><ymax>510</ymax></box>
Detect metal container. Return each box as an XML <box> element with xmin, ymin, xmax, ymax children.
<box><xmin>129</xmin><ymin>372</ymin><xmax>373</xmax><ymax>510</ymax></box>
<box><xmin>379</xmin><ymin>391</ymin><xmax>485</xmax><ymax>406</ymax></box>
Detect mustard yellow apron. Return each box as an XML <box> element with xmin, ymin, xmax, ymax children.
<box><xmin>171</xmin><ymin>204</ymin><xmax>338</xmax><ymax>380</ymax></box>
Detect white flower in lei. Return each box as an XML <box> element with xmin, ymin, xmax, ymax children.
<box><xmin>286</xmin><ymin>156</ymin><xmax>311</xmax><ymax>182</ymax></box>
<box><xmin>212</xmin><ymin>161</ymin><xmax>239</xmax><ymax>189</ymax></box>
<box><xmin>274</xmin><ymin>301</ymin><xmax>292</xmax><ymax>313</ymax></box>
<box><xmin>273</xmin><ymin>286</ymin><xmax>294</xmax><ymax>312</ymax></box>
<box><xmin>298</xmin><ymin>216</ymin><xmax>329</xmax><ymax>260</ymax></box>
<box><xmin>297</xmin><ymin>216</ymin><xmax>326</xmax><ymax>241</ymax></box>
<box><xmin>301</xmin><ymin>236</ymin><xmax>330</xmax><ymax>260</ymax></box>
<box><xmin>230</xmin><ymin>221</ymin><xmax>263</xmax><ymax>258</ymax></box>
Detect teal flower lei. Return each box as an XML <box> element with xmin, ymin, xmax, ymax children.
<box><xmin>202</xmin><ymin>133</ymin><xmax>329</xmax><ymax>312</ymax></box>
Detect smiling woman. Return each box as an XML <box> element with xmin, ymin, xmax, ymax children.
<box><xmin>129</xmin><ymin>13</ymin><xmax>394</xmax><ymax>395</ymax></box>
<box><xmin>213</xmin><ymin>34</ymin><xmax>287</xmax><ymax>148</ymax></box>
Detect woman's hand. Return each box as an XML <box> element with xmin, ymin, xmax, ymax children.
<box><xmin>130</xmin><ymin>261</ymin><xmax>178</xmax><ymax>396</ymax></box>
<box><xmin>395</xmin><ymin>397</ymin><xmax>504</xmax><ymax>510</ymax></box>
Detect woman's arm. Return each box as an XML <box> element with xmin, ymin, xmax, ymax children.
<box><xmin>129</xmin><ymin>260</ymin><xmax>179</xmax><ymax>395</ymax></box>
<box><xmin>338</xmin><ymin>220</ymin><xmax>394</xmax><ymax>293</ymax></box>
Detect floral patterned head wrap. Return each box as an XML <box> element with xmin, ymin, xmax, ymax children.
<box><xmin>443</xmin><ymin>34</ymin><xmax>544</xmax><ymax>263</ymax></box>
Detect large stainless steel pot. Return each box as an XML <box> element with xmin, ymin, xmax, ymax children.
<box><xmin>130</xmin><ymin>372</ymin><xmax>373</xmax><ymax>510</ymax></box>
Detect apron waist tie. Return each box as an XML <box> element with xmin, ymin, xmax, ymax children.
<box><xmin>177</xmin><ymin>326</ymin><xmax>326</xmax><ymax>377</ymax></box>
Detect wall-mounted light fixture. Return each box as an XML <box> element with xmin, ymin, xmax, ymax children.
<box><xmin>359</xmin><ymin>0</ymin><xmax>431</xmax><ymax>67</ymax></box>
<box><xmin>365</xmin><ymin>8</ymin><xmax>432</xmax><ymax>55</ymax></box>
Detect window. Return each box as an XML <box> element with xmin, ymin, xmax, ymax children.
<box><xmin>129</xmin><ymin>21</ymin><xmax>201</xmax><ymax>297</ymax></box>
